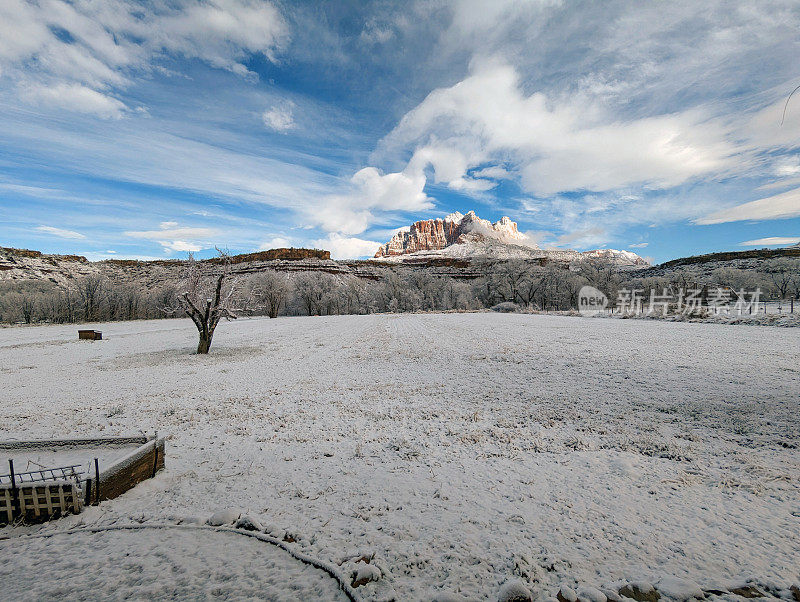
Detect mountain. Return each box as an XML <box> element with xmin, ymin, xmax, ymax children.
<box><xmin>372</xmin><ymin>210</ymin><xmax>649</xmax><ymax>267</ymax></box>
<box><xmin>581</xmin><ymin>248</ymin><xmax>650</xmax><ymax>266</ymax></box>
<box><xmin>374</xmin><ymin>211</ymin><xmax>531</xmax><ymax>258</ymax></box>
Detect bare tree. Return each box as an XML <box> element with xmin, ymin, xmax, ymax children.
<box><xmin>250</xmin><ymin>271</ymin><xmax>291</xmax><ymax>318</ymax></box>
<box><xmin>179</xmin><ymin>252</ymin><xmax>239</xmax><ymax>354</ymax></box>
<box><xmin>75</xmin><ymin>275</ymin><xmax>105</xmax><ymax>321</ymax></box>
<box><xmin>767</xmin><ymin>259</ymin><xmax>795</xmax><ymax>299</ymax></box>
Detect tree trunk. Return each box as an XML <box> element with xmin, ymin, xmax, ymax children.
<box><xmin>197</xmin><ymin>334</ymin><xmax>212</xmax><ymax>354</ymax></box>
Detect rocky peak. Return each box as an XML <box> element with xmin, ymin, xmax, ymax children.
<box><xmin>374</xmin><ymin>211</ymin><xmax>531</xmax><ymax>257</ymax></box>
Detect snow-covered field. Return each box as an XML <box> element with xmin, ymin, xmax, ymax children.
<box><xmin>1</xmin><ymin>526</ymin><xmax>350</xmax><ymax>601</ymax></box>
<box><xmin>0</xmin><ymin>313</ymin><xmax>798</xmax><ymax>600</ymax></box>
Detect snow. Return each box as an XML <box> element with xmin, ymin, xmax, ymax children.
<box><xmin>654</xmin><ymin>577</ymin><xmax>704</xmax><ymax>601</ymax></box>
<box><xmin>578</xmin><ymin>586</ymin><xmax>608</xmax><ymax>602</ymax></box>
<box><xmin>0</xmin><ymin>527</ymin><xmax>349</xmax><ymax>600</ymax></box>
<box><xmin>207</xmin><ymin>508</ymin><xmax>242</xmax><ymax>526</ymax></box>
<box><xmin>444</xmin><ymin>211</ymin><xmax>465</xmax><ymax>223</ymax></box>
<box><xmin>499</xmin><ymin>579</ymin><xmax>534</xmax><ymax>601</ymax></box>
<box><xmin>0</xmin><ymin>313</ymin><xmax>799</xmax><ymax>600</ymax></box>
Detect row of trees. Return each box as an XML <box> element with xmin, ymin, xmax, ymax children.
<box><xmin>0</xmin><ymin>261</ymin><xmax>585</xmax><ymax>325</ymax></box>
<box><xmin>0</xmin><ymin>278</ymin><xmax>178</xmax><ymax>324</ymax></box>
<box><xmin>2</xmin><ymin>257</ymin><xmax>798</xmax><ymax>327</ymax></box>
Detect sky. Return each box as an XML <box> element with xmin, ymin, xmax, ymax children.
<box><xmin>1</xmin><ymin>0</ymin><xmax>799</xmax><ymax>264</ymax></box>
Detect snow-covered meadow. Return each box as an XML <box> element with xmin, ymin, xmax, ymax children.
<box><xmin>0</xmin><ymin>313</ymin><xmax>798</xmax><ymax>600</ymax></box>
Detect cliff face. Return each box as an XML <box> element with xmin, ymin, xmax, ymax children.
<box><xmin>374</xmin><ymin>211</ymin><xmax>530</xmax><ymax>257</ymax></box>
<box><xmin>0</xmin><ymin>247</ymin><xmax>334</xmax><ymax>288</ymax></box>
<box><xmin>0</xmin><ymin>247</ymin><xmax>96</xmax><ymax>284</ymax></box>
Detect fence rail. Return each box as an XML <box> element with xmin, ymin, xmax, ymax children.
<box><xmin>0</xmin><ymin>464</ymin><xmax>84</xmax><ymax>485</ymax></box>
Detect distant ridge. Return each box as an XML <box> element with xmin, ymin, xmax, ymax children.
<box><xmin>658</xmin><ymin>247</ymin><xmax>800</xmax><ymax>269</ymax></box>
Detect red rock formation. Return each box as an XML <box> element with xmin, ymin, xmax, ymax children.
<box><xmin>209</xmin><ymin>248</ymin><xmax>331</xmax><ymax>264</ymax></box>
<box><xmin>374</xmin><ymin>211</ymin><xmax>527</xmax><ymax>257</ymax></box>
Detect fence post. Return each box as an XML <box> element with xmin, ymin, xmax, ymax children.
<box><xmin>152</xmin><ymin>441</ymin><xmax>159</xmax><ymax>478</ymax></box>
<box><xmin>792</xmin><ymin>297</ymin><xmax>795</xmax><ymax>313</ymax></box>
<box><xmin>84</xmin><ymin>478</ymin><xmax>93</xmax><ymax>507</ymax></box>
<box><xmin>94</xmin><ymin>458</ymin><xmax>100</xmax><ymax>505</ymax></box>
<box><xmin>9</xmin><ymin>459</ymin><xmax>18</xmax><ymax>521</ymax></box>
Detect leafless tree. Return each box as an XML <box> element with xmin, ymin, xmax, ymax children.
<box><xmin>249</xmin><ymin>271</ymin><xmax>291</xmax><ymax>318</ymax></box>
<box><xmin>178</xmin><ymin>251</ymin><xmax>239</xmax><ymax>354</ymax></box>
<box><xmin>75</xmin><ymin>275</ymin><xmax>105</xmax><ymax>321</ymax></box>
<box><xmin>767</xmin><ymin>259</ymin><xmax>796</xmax><ymax>299</ymax></box>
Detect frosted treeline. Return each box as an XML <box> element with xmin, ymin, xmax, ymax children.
<box><xmin>1</xmin><ymin>257</ymin><xmax>798</xmax><ymax>324</ymax></box>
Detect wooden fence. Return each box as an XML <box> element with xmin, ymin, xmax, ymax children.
<box><xmin>89</xmin><ymin>437</ymin><xmax>165</xmax><ymax>504</ymax></box>
<box><xmin>1</xmin><ymin>481</ymin><xmax>82</xmax><ymax>524</ymax></box>
<box><xmin>1</xmin><ymin>435</ymin><xmax>165</xmax><ymax>525</ymax></box>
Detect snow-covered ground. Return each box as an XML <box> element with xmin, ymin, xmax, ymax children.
<box><xmin>0</xmin><ymin>313</ymin><xmax>798</xmax><ymax>600</ymax></box>
<box><xmin>0</xmin><ymin>526</ymin><xmax>350</xmax><ymax>601</ymax></box>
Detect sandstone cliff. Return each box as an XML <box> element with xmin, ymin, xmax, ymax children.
<box><xmin>374</xmin><ymin>211</ymin><xmax>531</xmax><ymax>257</ymax></box>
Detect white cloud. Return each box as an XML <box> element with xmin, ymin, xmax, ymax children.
<box><xmin>739</xmin><ymin>236</ymin><xmax>800</xmax><ymax>247</ymax></box>
<box><xmin>471</xmin><ymin>165</ymin><xmax>511</xmax><ymax>180</ymax></box>
<box><xmin>313</xmin><ymin>165</ymin><xmax>433</xmax><ymax>235</ymax></box>
<box><xmin>258</xmin><ymin>236</ymin><xmax>292</xmax><ymax>250</ymax></box>
<box><xmin>152</xmin><ymin>0</ymin><xmax>288</xmax><ymax>73</ymax></box>
<box><xmin>125</xmin><ymin>225</ymin><xmax>216</xmax><ymax>240</ymax></box>
<box><xmin>311</xmin><ymin>233</ymin><xmax>382</xmax><ymax>259</ymax></box>
<box><xmin>629</xmin><ymin>242</ymin><xmax>649</xmax><ymax>248</ymax></box>
<box><xmin>82</xmin><ymin>252</ymin><xmax>164</xmax><ymax>261</ymax></box>
<box><xmin>36</xmin><ymin>225</ymin><xmax>86</xmax><ymax>240</ymax></box>
<box><xmin>125</xmin><ymin>222</ymin><xmax>218</xmax><ymax>253</ymax></box>
<box><xmin>773</xmin><ymin>157</ymin><xmax>800</xmax><ymax>177</ymax></box>
<box><xmin>22</xmin><ymin>83</ymin><xmax>128</xmax><ymax>119</ymax></box>
<box><xmin>379</xmin><ymin>59</ymin><xmax>733</xmax><ymax>197</ymax></box>
<box><xmin>262</xmin><ymin>104</ymin><xmax>295</xmax><ymax>132</ymax></box>
<box><xmin>160</xmin><ymin>240</ymin><xmax>202</xmax><ymax>253</ymax></box>
<box><xmin>0</xmin><ymin>0</ymin><xmax>288</xmax><ymax>117</ymax></box>
<box><xmin>696</xmin><ymin>187</ymin><xmax>800</xmax><ymax>224</ymax></box>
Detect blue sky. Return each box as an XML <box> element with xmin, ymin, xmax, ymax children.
<box><xmin>1</xmin><ymin>0</ymin><xmax>800</xmax><ymax>263</ymax></box>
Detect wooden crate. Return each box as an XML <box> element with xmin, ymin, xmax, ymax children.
<box><xmin>0</xmin><ymin>481</ymin><xmax>82</xmax><ymax>524</ymax></box>
<box><xmin>78</xmin><ymin>330</ymin><xmax>102</xmax><ymax>340</ymax></box>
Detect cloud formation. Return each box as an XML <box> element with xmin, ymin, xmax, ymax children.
<box><xmin>739</xmin><ymin>236</ymin><xmax>799</xmax><ymax>247</ymax></box>
<box><xmin>124</xmin><ymin>222</ymin><xmax>219</xmax><ymax>254</ymax></box>
<box><xmin>263</xmin><ymin>104</ymin><xmax>295</xmax><ymax>132</ymax></box>
<box><xmin>312</xmin><ymin>165</ymin><xmax>433</xmax><ymax>235</ymax></box>
<box><xmin>0</xmin><ymin>0</ymin><xmax>288</xmax><ymax>117</ymax></box>
<box><xmin>311</xmin><ymin>233</ymin><xmax>382</xmax><ymax>259</ymax></box>
<box><xmin>3</xmin><ymin>1</ymin><xmax>800</xmax><ymax>259</ymax></box>
<box><xmin>696</xmin><ymin>188</ymin><xmax>800</xmax><ymax>224</ymax></box>
<box><xmin>385</xmin><ymin>60</ymin><xmax>735</xmax><ymax>196</ymax></box>
<box><xmin>36</xmin><ymin>225</ymin><xmax>86</xmax><ymax>240</ymax></box>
